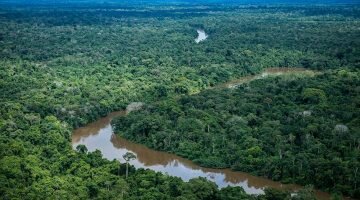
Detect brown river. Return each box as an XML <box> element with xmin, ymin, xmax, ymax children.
<box><xmin>72</xmin><ymin>68</ymin><xmax>331</xmax><ymax>200</ymax></box>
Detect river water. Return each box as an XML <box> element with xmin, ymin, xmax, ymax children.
<box><xmin>72</xmin><ymin>67</ymin><xmax>330</xmax><ymax>199</ymax></box>
<box><xmin>219</xmin><ymin>67</ymin><xmax>317</xmax><ymax>89</ymax></box>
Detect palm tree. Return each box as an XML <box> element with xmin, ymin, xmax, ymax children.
<box><xmin>123</xmin><ymin>152</ymin><xmax>136</xmax><ymax>179</ymax></box>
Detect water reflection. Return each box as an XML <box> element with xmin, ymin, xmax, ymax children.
<box><xmin>72</xmin><ymin>68</ymin><xmax>330</xmax><ymax>199</ymax></box>
<box><xmin>72</xmin><ymin>111</ymin><xmax>329</xmax><ymax>199</ymax></box>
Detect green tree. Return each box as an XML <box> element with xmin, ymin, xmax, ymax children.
<box><xmin>123</xmin><ymin>152</ymin><xmax>136</xmax><ymax>179</ymax></box>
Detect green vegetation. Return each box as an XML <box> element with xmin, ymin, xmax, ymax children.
<box><xmin>114</xmin><ymin>70</ymin><xmax>360</xmax><ymax>197</ymax></box>
<box><xmin>1</xmin><ymin>2</ymin><xmax>359</xmax><ymax>199</ymax></box>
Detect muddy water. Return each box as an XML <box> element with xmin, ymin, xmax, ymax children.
<box><xmin>218</xmin><ymin>67</ymin><xmax>317</xmax><ymax>89</ymax></box>
<box><xmin>72</xmin><ymin>68</ymin><xmax>330</xmax><ymax>199</ymax></box>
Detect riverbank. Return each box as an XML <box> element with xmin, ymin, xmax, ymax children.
<box><xmin>110</xmin><ymin>69</ymin><xmax>359</xmax><ymax>199</ymax></box>
<box><xmin>72</xmin><ymin>109</ymin><xmax>332</xmax><ymax>200</ymax></box>
<box><xmin>72</xmin><ymin>67</ymin><xmax>338</xmax><ymax>199</ymax></box>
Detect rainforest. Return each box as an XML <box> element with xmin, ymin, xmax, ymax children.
<box><xmin>0</xmin><ymin>1</ymin><xmax>359</xmax><ymax>199</ymax></box>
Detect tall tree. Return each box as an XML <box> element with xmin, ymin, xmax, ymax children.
<box><xmin>123</xmin><ymin>152</ymin><xmax>136</xmax><ymax>179</ymax></box>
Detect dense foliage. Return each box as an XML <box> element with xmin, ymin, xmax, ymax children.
<box><xmin>114</xmin><ymin>70</ymin><xmax>360</xmax><ymax>198</ymax></box>
<box><xmin>1</xmin><ymin>2</ymin><xmax>359</xmax><ymax>199</ymax></box>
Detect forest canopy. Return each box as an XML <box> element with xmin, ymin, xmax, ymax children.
<box><xmin>0</xmin><ymin>2</ymin><xmax>359</xmax><ymax>199</ymax></box>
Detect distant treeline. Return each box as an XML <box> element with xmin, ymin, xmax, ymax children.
<box><xmin>1</xmin><ymin>0</ymin><xmax>360</xmax><ymax>5</ymax></box>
